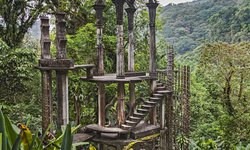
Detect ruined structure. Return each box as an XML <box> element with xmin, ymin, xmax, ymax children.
<box><xmin>37</xmin><ymin>0</ymin><xmax>190</xmax><ymax>149</ymax></box>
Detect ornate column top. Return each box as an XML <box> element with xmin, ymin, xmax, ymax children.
<box><xmin>40</xmin><ymin>15</ymin><xmax>49</xmax><ymax>23</ymax></box>
<box><xmin>146</xmin><ymin>2</ymin><xmax>159</xmax><ymax>27</ymax></box>
<box><xmin>93</xmin><ymin>4</ymin><xmax>105</xmax><ymax>28</ymax></box>
<box><xmin>125</xmin><ymin>8</ymin><xmax>136</xmax><ymax>31</ymax></box>
<box><xmin>126</xmin><ymin>0</ymin><xmax>135</xmax><ymax>9</ymax></box>
<box><xmin>112</xmin><ymin>0</ymin><xmax>126</xmax><ymax>25</ymax></box>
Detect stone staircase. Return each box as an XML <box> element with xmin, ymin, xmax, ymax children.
<box><xmin>121</xmin><ymin>80</ymin><xmax>171</xmax><ymax>130</ymax></box>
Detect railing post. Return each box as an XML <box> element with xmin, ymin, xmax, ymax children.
<box><xmin>183</xmin><ymin>66</ymin><xmax>190</xmax><ymax>150</ymax></box>
<box><xmin>166</xmin><ymin>45</ymin><xmax>174</xmax><ymax>150</ymax></box>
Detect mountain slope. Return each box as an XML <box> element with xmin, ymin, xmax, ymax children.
<box><xmin>160</xmin><ymin>0</ymin><xmax>250</xmax><ymax>54</ymax></box>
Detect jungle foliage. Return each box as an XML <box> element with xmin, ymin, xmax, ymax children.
<box><xmin>0</xmin><ymin>0</ymin><xmax>250</xmax><ymax>149</ymax></box>
<box><xmin>161</xmin><ymin>0</ymin><xmax>250</xmax><ymax>53</ymax></box>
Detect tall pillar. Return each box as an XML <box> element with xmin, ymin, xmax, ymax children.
<box><xmin>147</xmin><ymin>1</ymin><xmax>159</xmax><ymax>125</ymax></box>
<box><xmin>55</xmin><ymin>12</ymin><xmax>69</xmax><ymax>130</ymax></box>
<box><xmin>40</xmin><ymin>16</ymin><xmax>52</xmax><ymax>134</ymax></box>
<box><xmin>147</xmin><ymin>1</ymin><xmax>158</xmax><ymax>77</ymax></box>
<box><xmin>94</xmin><ymin>2</ymin><xmax>106</xmax><ymax>127</ymax></box>
<box><xmin>112</xmin><ymin>0</ymin><xmax>126</xmax><ymax>126</ymax></box>
<box><xmin>166</xmin><ymin>46</ymin><xmax>174</xmax><ymax>150</ymax></box>
<box><xmin>126</xmin><ymin>3</ymin><xmax>136</xmax><ymax>116</ymax></box>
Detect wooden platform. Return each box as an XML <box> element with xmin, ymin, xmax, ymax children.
<box><xmin>80</xmin><ymin>73</ymin><xmax>156</xmax><ymax>83</ymax></box>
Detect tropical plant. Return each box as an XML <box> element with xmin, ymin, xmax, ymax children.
<box><xmin>0</xmin><ymin>108</ymin><xmax>82</xmax><ymax>150</ymax></box>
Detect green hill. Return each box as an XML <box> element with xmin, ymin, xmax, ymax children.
<box><xmin>160</xmin><ymin>0</ymin><xmax>250</xmax><ymax>54</ymax></box>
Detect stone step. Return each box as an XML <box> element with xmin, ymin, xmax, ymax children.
<box><xmin>150</xmin><ymin>97</ymin><xmax>161</xmax><ymax>100</ymax></box>
<box><xmin>134</xmin><ymin>112</ymin><xmax>147</xmax><ymax>118</ymax></box>
<box><xmin>153</xmin><ymin>93</ymin><xmax>164</xmax><ymax>97</ymax></box>
<box><xmin>137</xmin><ymin>108</ymin><xmax>150</xmax><ymax>114</ymax></box>
<box><xmin>157</xmin><ymin>90</ymin><xmax>171</xmax><ymax>94</ymax></box>
<box><xmin>144</xmin><ymin>101</ymin><xmax>157</xmax><ymax>105</ymax></box>
<box><xmin>141</xmin><ymin>104</ymin><xmax>154</xmax><ymax>109</ymax></box>
<box><xmin>156</xmin><ymin>83</ymin><xmax>164</xmax><ymax>87</ymax></box>
<box><xmin>125</xmin><ymin>120</ymin><xmax>137</xmax><ymax>126</ymax></box>
<box><xmin>121</xmin><ymin>124</ymin><xmax>132</xmax><ymax>130</ymax></box>
<box><xmin>156</xmin><ymin>86</ymin><xmax>166</xmax><ymax>90</ymax></box>
<box><xmin>149</xmin><ymin>97</ymin><xmax>161</xmax><ymax>102</ymax></box>
<box><xmin>129</xmin><ymin>116</ymin><xmax>141</xmax><ymax>122</ymax></box>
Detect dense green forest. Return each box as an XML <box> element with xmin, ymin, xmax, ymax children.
<box><xmin>0</xmin><ymin>0</ymin><xmax>249</xmax><ymax>149</ymax></box>
<box><xmin>161</xmin><ymin>0</ymin><xmax>250</xmax><ymax>53</ymax></box>
<box><xmin>162</xmin><ymin>0</ymin><xmax>250</xmax><ymax>148</ymax></box>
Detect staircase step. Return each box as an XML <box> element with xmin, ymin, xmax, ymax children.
<box><xmin>125</xmin><ymin>120</ymin><xmax>137</xmax><ymax>126</ymax></box>
<box><xmin>157</xmin><ymin>90</ymin><xmax>171</xmax><ymax>94</ymax></box>
<box><xmin>129</xmin><ymin>116</ymin><xmax>141</xmax><ymax>122</ymax></box>
<box><xmin>134</xmin><ymin>112</ymin><xmax>147</xmax><ymax>118</ymax></box>
<box><xmin>137</xmin><ymin>108</ymin><xmax>150</xmax><ymax>113</ymax></box>
<box><xmin>156</xmin><ymin>83</ymin><xmax>164</xmax><ymax>86</ymax></box>
<box><xmin>144</xmin><ymin>101</ymin><xmax>157</xmax><ymax>105</ymax></box>
<box><xmin>141</xmin><ymin>104</ymin><xmax>154</xmax><ymax>109</ymax></box>
<box><xmin>156</xmin><ymin>80</ymin><xmax>161</xmax><ymax>83</ymax></box>
<box><xmin>121</xmin><ymin>124</ymin><xmax>132</xmax><ymax>130</ymax></box>
<box><xmin>156</xmin><ymin>86</ymin><xmax>166</xmax><ymax>90</ymax></box>
<box><xmin>153</xmin><ymin>93</ymin><xmax>164</xmax><ymax>97</ymax></box>
<box><xmin>149</xmin><ymin>97</ymin><xmax>161</xmax><ymax>100</ymax></box>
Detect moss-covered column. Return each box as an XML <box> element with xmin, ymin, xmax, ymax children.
<box><xmin>147</xmin><ymin>0</ymin><xmax>159</xmax><ymax>125</ymax></box>
<box><xmin>126</xmin><ymin>2</ymin><xmax>136</xmax><ymax>116</ymax></box>
<box><xmin>40</xmin><ymin>16</ymin><xmax>52</xmax><ymax>134</ymax></box>
<box><xmin>112</xmin><ymin>0</ymin><xmax>126</xmax><ymax>126</ymax></box>
<box><xmin>55</xmin><ymin>12</ymin><xmax>69</xmax><ymax>130</ymax></box>
<box><xmin>94</xmin><ymin>1</ymin><xmax>106</xmax><ymax>127</ymax></box>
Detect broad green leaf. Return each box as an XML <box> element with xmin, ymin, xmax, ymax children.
<box><xmin>11</xmin><ymin>135</ymin><xmax>21</xmax><ymax>150</ymax></box>
<box><xmin>0</xmin><ymin>133</ymin><xmax>2</xmax><ymax>150</ymax></box>
<box><xmin>61</xmin><ymin>124</ymin><xmax>73</xmax><ymax>150</ymax></box>
<box><xmin>4</xmin><ymin>115</ymin><xmax>19</xmax><ymax>147</ymax></box>
<box><xmin>0</xmin><ymin>108</ymin><xmax>7</xmax><ymax>150</ymax></box>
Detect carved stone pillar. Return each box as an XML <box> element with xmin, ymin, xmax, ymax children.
<box><xmin>40</xmin><ymin>16</ymin><xmax>52</xmax><ymax>134</ymax></box>
<box><xmin>147</xmin><ymin>2</ymin><xmax>159</xmax><ymax>77</ymax></box>
<box><xmin>113</xmin><ymin>0</ymin><xmax>126</xmax><ymax>79</ymax></box>
<box><xmin>112</xmin><ymin>0</ymin><xmax>126</xmax><ymax>126</ymax></box>
<box><xmin>126</xmin><ymin>6</ymin><xmax>136</xmax><ymax>116</ymax></box>
<box><xmin>147</xmin><ymin>1</ymin><xmax>159</xmax><ymax>126</ymax></box>
<box><xmin>55</xmin><ymin>12</ymin><xmax>69</xmax><ymax>130</ymax></box>
<box><xmin>94</xmin><ymin>3</ymin><xmax>106</xmax><ymax>127</ymax></box>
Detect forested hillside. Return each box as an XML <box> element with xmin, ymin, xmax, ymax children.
<box><xmin>161</xmin><ymin>0</ymin><xmax>250</xmax><ymax>53</ymax></box>
<box><xmin>160</xmin><ymin>0</ymin><xmax>250</xmax><ymax>148</ymax></box>
<box><xmin>0</xmin><ymin>0</ymin><xmax>250</xmax><ymax>149</ymax></box>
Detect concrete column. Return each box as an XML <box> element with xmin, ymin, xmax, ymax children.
<box><xmin>94</xmin><ymin>3</ymin><xmax>106</xmax><ymax>127</ymax></box>
<box><xmin>40</xmin><ymin>16</ymin><xmax>52</xmax><ymax>133</ymax></box>
<box><xmin>147</xmin><ymin>1</ymin><xmax>159</xmax><ymax>125</ymax></box>
<box><xmin>55</xmin><ymin>12</ymin><xmax>69</xmax><ymax>130</ymax></box>
<box><xmin>113</xmin><ymin>0</ymin><xmax>126</xmax><ymax>126</ymax></box>
<box><xmin>126</xmin><ymin>7</ymin><xmax>136</xmax><ymax>115</ymax></box>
